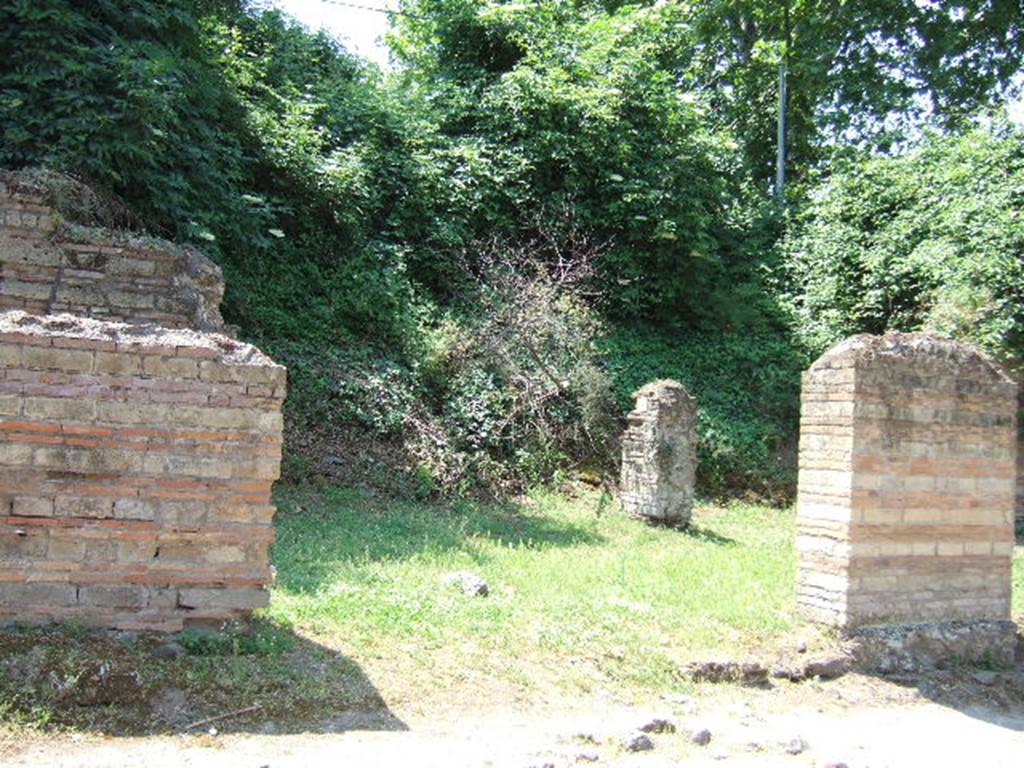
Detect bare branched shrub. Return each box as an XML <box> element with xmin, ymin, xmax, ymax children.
<box><xmin>282</xmin><ymin>218</ymin><xmax>621</xmax><ymax>497</ymax></box>
<box><xmin>404</xmin><ymin>220</ymin><xmax>620</xmax><ymax>492</ymax></box>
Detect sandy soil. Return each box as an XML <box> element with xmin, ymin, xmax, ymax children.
<box><xmin>5</xmin><ymin>673</ymin><xmax>1023</xmax><ymax>768</ymax></box>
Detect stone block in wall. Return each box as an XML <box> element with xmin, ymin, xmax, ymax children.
<box><xmin>0</xmin><ymin>310</ymin><xmax>285</xmax><ymax>631</ymax></box>
<box><xmin>796</xmin><ymin>332</ymin><xmax>1017</xmax><ymax>667</ymax></box>
<box><xmin>620</xmin><ymin>380</ymin><xmax>697</xmax><ymax>527</ymax></box>
<box><xmin>0</xmin><ymin>171</ymin><xmax>225</xmax><ymax>331</ymax></box>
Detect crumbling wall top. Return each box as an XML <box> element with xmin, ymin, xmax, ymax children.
<box><xmin>0</xmin><ymin>310</ymin><xmax>278</xmax><ymax>370</ymax></box>
<box><xmin>808</xmin><ymin>331</ymin><xmax>1012</xmax><ymax>383</ymax></box>
<box><xmin>0</xmin><ymin>169</ymin><xmax>226</xmax><ymax>332</ymax></box>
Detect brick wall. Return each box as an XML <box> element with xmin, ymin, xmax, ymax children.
<box><xmin>0</xmin><ymin>172</ymin><xmax>224</xmax><ymax>331</ymax></box>
<box><xmin>796</xmin><ymin>333</ymin><xmax>1016</xmax><ymax>630</ymax></box>
<box><xmin>1018</xmin><ymin>381</ymin><xmax>1024</xmax><ymax>526</ymax></box>
<box><xmin>0</xmin><ymin>311</ymin><xmax>284</xmax><ymax>630</ymax></box>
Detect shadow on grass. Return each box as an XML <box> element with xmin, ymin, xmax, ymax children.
<box><xmin>272</xmin><ymin>486</ymin><xmax>606</xmax><ymax>593</ymax></box>
<box><xmin>681</xmin><ymin>525</ymin><xmax>737</xmax><ymax>546</ymax></box>
<box><xmin>0</xmin><ymin>620</ymin><xmax>406</xmax><ymax>737</ymax></box>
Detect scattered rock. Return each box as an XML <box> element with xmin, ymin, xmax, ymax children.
<box><xmin>690</xmin><ymin>728</ymin><xmax>712</xmax><ymax>746</ymax></box>
<box><xmin>804</xmin><ymin>656</ymin><xmax>849</xmax><ymax>680</ymax></box>
<box><xmin>972</xmin><ymin>670</ymin><xmax>998</xmax><ymax>686</ymax></box>
<box><xmin>796</xmin><ymin>639</ymin><xmax>808</xmax><ymax>654</ymax></box>
<box><xmin>639</xmin><ymin>716</ymin><xmax>676</xmax><ymax>734</ymax></box>
<box><xmin>621</xmin><ymin>732</ymin><xmax>654</xmax><ymax>752</ymax></box>
<box><xmin>575</xmin><ymin>750</ymin><xmax>600</xmax><ymax>762</ymax></box>
<box><xmin>823</xmin><ymin>763</ymin><xmax>849</xmax><ymax>768</ymax></box>
<box><xmin>443</xmin><ymin>571</ymin><xmax>489</xmax><ymax>597</ymax></box>
<box><xmin>781</xmin><ymin>738</ymin><xmax>808</xmax><ymax>755</ymax></box>
<box><xmin>574</xmin><ymin>732</ymin><xmax>599</xmax><ymax>744</ymax></box>
<box><xmin>685</xmin><ymin>660</ymin><xmax>769</xmax><ymax>684</ymax></box>
<box><xmin>771</xmin><ymin>665</ymin><xmax>799</xmax><ymax>681</ymax></box>
<box><xmin>771</xmin><ymin>654</ymin><xmax>851</xmax><ymax>683</ymax></box>
<box><xmin>151</xmin><ymin>641</ymin><xmax>185</xmax><ymax>660</ymax></box>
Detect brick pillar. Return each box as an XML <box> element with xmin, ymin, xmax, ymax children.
<box><xmin>620</xmin><ymin>380</ymin><xmax>697</xmax><ymax>527</ymax></box>
<box><xmin>797</xmin><ymin>333</ymin><xmax>1017</xmax><ymax>668</ymax></box>
<box><xmin>1017</xmin><ymin>380</ymin><xmax>1024</xmax><ymax>527</ymax></box>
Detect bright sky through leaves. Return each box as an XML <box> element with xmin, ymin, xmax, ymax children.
<box><xmin>269</xmin><ymin>0</ymin><xmax>392</xmax><ymax>66</ymax></box>
<box><xmin>268</xmin><ymin>1</ymin><xmax>1023</xmax><ymax>122</ymax></box>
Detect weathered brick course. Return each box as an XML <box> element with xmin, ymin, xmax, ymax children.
<box><xmin>0</xmin><ymin>310</ymin><xmax>285</xmax><ymax>630</ymax></box>
<box><xmin>1017</xmin><ymin>382</ymin><xmax>1024</xmax><ymax>525</ymax></box>
<box><xmin>0</xmin><ymin>172</ymin><xmax>224</xmax><ymax>331</ymax></box>
<box><xmin>796</xmin><ymin>333</ymin><xmax>1017</xmax><ymax>663</ymax></box>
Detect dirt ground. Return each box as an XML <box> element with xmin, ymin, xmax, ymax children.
<box><xmin>5</xmin><ymin>670</ymin><xmax>1023</xmax><ymax>768</ymax></box>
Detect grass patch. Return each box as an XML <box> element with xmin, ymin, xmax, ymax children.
<box><xmin>0</xmin><ymin>618</ymin><xmax>390</xmax><ymax>736</ymax></box>
<box><xmin>3</xmin><ymin>489</ymin><xmax>1019</xmax><ymax>736</ymax></box>
<box><xmin>1014</xmin><ymin>526</ymin><xmax>1023</xmax><ymax>621</ymax></box>
<box><xmin>268</xmin><ymin>485</ymin><xmax>800</xmax><ymax>698</ymax></box>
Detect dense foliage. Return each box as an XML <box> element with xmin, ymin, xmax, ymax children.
<box><xmin>684</xmin><ymin>0</ymin><xmax>1024</xmax><ymax>179</ymax></box>
<box><xmin>781</xmin><ymin>126</ymin><xmax>1024</xmax><ymax>367</ymax></box>
<box><xmin>1</xmin><ymin>0</ymin><xmax>1020</xmax><ymax>501</ymax></box>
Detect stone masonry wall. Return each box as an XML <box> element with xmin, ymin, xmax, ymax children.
<box><xmin>620</xmin><ymin>380</ymin><xmax>697</xmax><ymax>527</ymax></box>
<box><xmin>0</xmin><ymin>311</ymin><xmax>284</xmax><ymax>630</ymax></box>
<box><xmin>0</xmin><ymin>172</ymin><xmax>224</xmax><ymax>331</ymax></box>
<box><xmin>797</xmin><ymin>333</ymin><xmax>1016</xmax><ymax>640</ymax></box>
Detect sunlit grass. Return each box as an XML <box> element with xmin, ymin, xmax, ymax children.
<box><xmin>268</xmin><ymin>485</ymin><xmax>800</xmax><ymax>695</ymax></box>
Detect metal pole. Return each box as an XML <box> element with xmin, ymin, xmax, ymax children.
<box><xmin>775</xmin><ymin>0</ymin><xmax>790</xmax><ymax>202</ymax></box>
<box><xmin>776</xmin><ymin>58</ymin><xmax>787</xmax><ymax>200</ymax></box>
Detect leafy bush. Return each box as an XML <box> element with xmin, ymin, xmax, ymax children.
<box><xmin>780</xmin><ymin>126</ymin><xmax>1024</xmax><ymax>367</ymax></box>
<box><xmin>273</xmin><ymin>232</ymin><xmax>619</xmax><ymax>495</ymax></box>
<box><xmin>391</xmin><ymin>0</ymin><xmax>761</xmax><ymax>324</ymax></box>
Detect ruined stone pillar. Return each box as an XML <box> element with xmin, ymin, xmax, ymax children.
<box><xmin>797</xmin><ymin>333</ymin><xmax>1017</xmax><ymax>668</ymax></box>
<box><xmin>620</xmin><ymin>380</ymin><xmax>697</xmax><ymax>527</ymax></box>
<box><xmin>0</xmin><ymin>171</ymin><xmax>285</xmax><ymax>631</ymax></box>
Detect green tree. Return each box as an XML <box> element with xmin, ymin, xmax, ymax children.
<box><xmin>392</xmin><ymin>0</ymin><xmax>771</xmax><ymax>323</ymax></box>
<box><xmin>780</xmin><ymin>125</ymin><xmax>1024</xmax><ymax>366</ymax></box>
<box><xmin>685</xmin><ymin>0</ymin><xmax>1024</xmax><ymax>181</ymax></box>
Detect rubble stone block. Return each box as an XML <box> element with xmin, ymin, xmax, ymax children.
<box><xmin>0</xmin><ymin>171</ymin><xmax>225</xmax><ymax>331</ymax></box>
<box><xmin>620</xmin><ymin>379</ymin><xmax>698</xmax><ymax>527</ymax></box>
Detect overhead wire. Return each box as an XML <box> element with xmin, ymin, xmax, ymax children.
<box><xmin>305</xmin><ymin>0</ymin><xmax>421</xmax><ymax>18</ymax></box>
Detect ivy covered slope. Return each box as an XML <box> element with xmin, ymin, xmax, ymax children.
<box><xmin>0</xmin><ymin>0</ymin><xmax>796</xmax><ymax>498</ymax></box>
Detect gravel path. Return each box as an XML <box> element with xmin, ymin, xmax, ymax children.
<box><xmin>6</xmin><ymin>681</ymin><xmax>1024</xmax><ymax>768</ymax></box>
